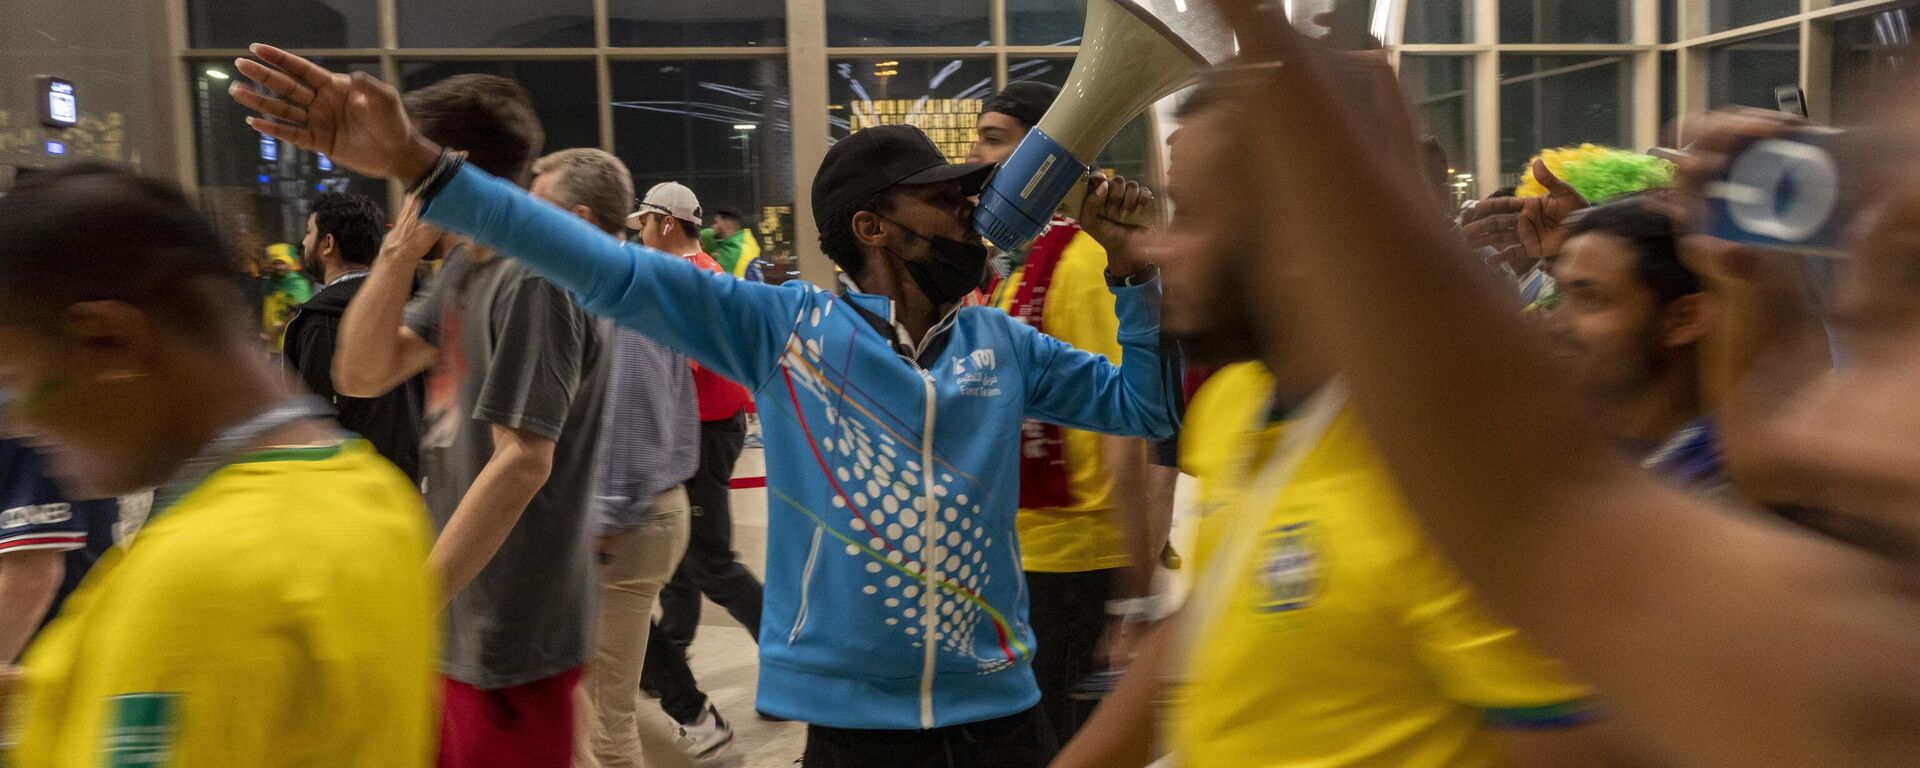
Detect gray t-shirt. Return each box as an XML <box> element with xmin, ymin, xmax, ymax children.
<box><xmin>405</xmin><ymin>248</ymin><xmax>610</xmax><ymax>689</ymax></box>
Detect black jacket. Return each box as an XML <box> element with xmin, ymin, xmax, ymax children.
<box><xmin>283</xmin><ymin>273</ymin><xmax>425</xmax><ymax>483</ymax></box>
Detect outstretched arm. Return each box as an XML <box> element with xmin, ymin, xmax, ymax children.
<box><xmin>1210</xmin><ymin>4</ymin><xmax>1920</xmax><ymax>767</ymax></box>
<box><xmin>232</xmin><ymin>44</ymin><xmax>802</xmax><ymax>387</ymax></box>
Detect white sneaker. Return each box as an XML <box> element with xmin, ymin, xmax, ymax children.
<box><xmin>675</xmin><ymin>703</ymin><xmax>734</xmax><ymax>761</ymax></box>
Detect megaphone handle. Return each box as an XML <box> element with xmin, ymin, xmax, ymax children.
<box><xmin>1061</xmin><ymin>173</ymin><xmax>1163</xmax><ymax>229</ymax></box>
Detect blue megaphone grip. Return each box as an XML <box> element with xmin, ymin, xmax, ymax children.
<box><xmin>975</xmin><ymin>127</ymin><xmax>1089</xmax><ymax>249</ymax></box>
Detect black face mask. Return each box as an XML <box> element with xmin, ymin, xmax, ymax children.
<box><xmin>875</xmin><ymin>214</ymin><xmax>990</xmax><ymax>306</ymax></box>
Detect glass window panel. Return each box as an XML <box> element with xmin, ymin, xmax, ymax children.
<box><xmin>190</xmin><ymin>59</ymin><xmax>388</xmax><ymax>272</ymax></box>
<box><xmin>1010</xmin><ymin>58</ymin><xmax>1151</xmax><ymax>181</ymax></box>
<box><xmin>608</xmin><ymin>0</ymin><xmax>786</xmax><ymax>47</ymax></box>
<box><xmin>827</xmin><ymin>0</ymin><xmax>991</xmax><ymax>47</ymax></box>
<box><xmin>1660</xmin><ymin>51</ymin><xmax>1679</xmax><ymax>144</ymax></box>
<box><xmin>1661</xmin><ymin>0</ymin><xmax>1678</xmax><ymax>43</ymax></box>
<box><xmin>1499</xmin><ymin>54</ymin><xmax>1630</xmax><ymax>184</ymax></box>
<box><xmin>397</xmin><ymin>0</ymin><xmax>594</xmax><ymax>47</ymax></box>
<box><xmin>1006</xmin><ymin>0</ymin><xmax>1086</xmax><ymax>45</ymax></box>
<box><xmin>189</xmin><ymin>0</ymin><xmax>378</xmax><ymax>49</ymax></box>
<box><xmin>400</xmin><ymin>60</ymin><xmax>599</xmax><ymax>154</ymax></box>
<box><xmin>1404</xmin><ymin>0</ymin><xmax>1473</xmax><ymax>44</ymax></box>
<box><xmin>611</xmin><ymin>60</ymin><xmax>795</xmax><ymax>265</ymax></box>
<box><xmin>1399</xmin><ymin>55</ymin><xmax>1476</xmax><ymax>191</ymax></box>
<box><xmin>829</xmin><ymin>58</ymin><xmax>996</xmax><ymax>163</ymax></box>
<box><xmin>1708</xmin><ymin>30</ymin><xmax>1800</xmax><ymax>109</ymax></box>
<box><xmin>1831</xmin><ymin>5</ymin><xmax>1919</xmax><ymax>127</ymax></box>
<box><xmin>1708</xmin><ymin>0</ymin><xmax>1798</xmax><ymax>35</ymax></box>
<box><xmin>1499</xmin><ymin>0</ymin><xmax>1627</xmax><ymax>44</ymax></box>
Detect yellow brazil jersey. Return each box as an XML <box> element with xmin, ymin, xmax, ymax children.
<box><xmin>1170</xmin><ymin>363</ymin><xmax>1596</xmax><ymax>768</ymax></box>
<box><xmin>991</xmin><ymin>228</ymin><xmax>1131</xmax><ymax>573</ymax></box>
<box><xmin>8</xmin><ymin>440</ymin><xmax>438</xmax><ymax>767</ymax></box>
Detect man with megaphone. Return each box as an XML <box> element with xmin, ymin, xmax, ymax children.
<box><xmin>229</xmin><ymin>43</ymin><xmax>1176</xmax><ymax>768</ymax></box>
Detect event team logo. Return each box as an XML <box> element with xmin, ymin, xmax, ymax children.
<box><xmin>1253</xmin><ymin>521</ymin><xmax>1322</xmax><ymax>613</ymax></box>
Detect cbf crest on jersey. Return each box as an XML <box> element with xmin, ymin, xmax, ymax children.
<box><xmin>1254</xmin><ymin>521</ymin><xmax>1322</xmax><ymax>613</ymax></box>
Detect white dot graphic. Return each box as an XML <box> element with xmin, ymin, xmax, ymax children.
<box><xmin>865</xmin><ymin>562</ymin><xmax>882</xmax><ymax>573</ymax></box>
<box><xmin>862</xmin><ymin>585</ymin><xmax>877</xmax><ymax>595</ymax></box>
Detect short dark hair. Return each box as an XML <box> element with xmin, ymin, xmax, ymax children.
<box><xmin>309</xmin><ymin>192</ymin><xmax>386</xmax><ymax>266</ymax></box>
<box><xmin>675</xmin><ymin>217</ymin><xmax>701</xmax><ymax>239</ymax></box>
<box><xmin>1568</xmin><ymin>197</ymin><xmax>1699</xmax><ymax>306</ymax></box>
<box><xmin>713</xmin><ymin>207</ymin><xmax>743</xmax><ymax>223</ymax></box>
<box><xmin>403</xmin><ymin>74</ymin><xmax>544</xmax><ymax>187</ymax></box>
<box><xmin>981</xmin><ymin>81</ymin><xmax>1059</xmax><ymax>130</ymax></box>
<box><xmin>817</xmin><ymin>193</ymin><xmax>889</xmax><ymax>280</ymax></box>
<box><xmin>0</xmin><ymin>163</ymin><xmax>249</xmax><ymax>339</ymax></box>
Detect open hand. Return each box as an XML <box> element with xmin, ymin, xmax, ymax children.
<box><xmin>231</xmin><ymin>43</ymin><xmax>440</xmax><ymax>183</ymax></box>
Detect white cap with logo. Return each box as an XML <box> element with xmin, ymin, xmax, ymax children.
<box><xmin>627</xmin><ymin>181</ymin><xmax>704</xmax><ymax>229</ymax></box>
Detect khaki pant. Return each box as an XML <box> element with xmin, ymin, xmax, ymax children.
<box><xmin>575</xmin><ymin>486</ymin><xmax>692</xmax><ymax>768</ymax></box>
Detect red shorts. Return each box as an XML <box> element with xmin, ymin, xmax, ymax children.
<box><xmin>438</xmin><ymin>667</ymin><xmax>583</xmax><ymax>768</ymax></box>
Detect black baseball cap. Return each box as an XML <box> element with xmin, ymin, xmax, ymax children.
<box><xmin>811</xmin><ymin>124</ymin><xmax>995</xmax><ymax>229</ymax></box>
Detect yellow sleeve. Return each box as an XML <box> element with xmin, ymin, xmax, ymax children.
<box><xmin>1393</xmin><ymin>531</ymin><xmax>1600</xmax><ymax>728</ymax></box>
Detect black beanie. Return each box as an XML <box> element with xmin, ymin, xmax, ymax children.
<box><xmin>980</xmin><ymin>81</ymin><xmax>1060</xmax><ymax>130</ymax></box>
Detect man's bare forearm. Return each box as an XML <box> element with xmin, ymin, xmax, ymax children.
<box><xmin>430</xmin><ymin>431</ymin><xmax>552</xmax><ymax>602</ymax></box>
<box><xmin>335</xmin><ymin>245</ymin><xmax>428</xmax><ymax>398</ymax></box>
<box><xmin>0</xmin><ymin>551</ymin><xmax>65</xmax><ymax>662</ymax></box>
<box><xmin>1051</xmin><ymin>618</ymin><xmax>1174</xmax><ymax>768</ymax></box>
<box><xmin>1102</xmin><ymin>435</ymin><xmax>1156</xmax><ymax>599</ymax></box>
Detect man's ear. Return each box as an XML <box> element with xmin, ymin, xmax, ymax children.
<box><xmin>853</xmin><ymin>210</ymin><xmax>889</xmax><ymax>249</ymax></box>
<box><xmin>570</xmin><ymin>204</ymin><xmax>596</xmax><ymax>227</ymax></box>
<box><xmin>320</xmin><ymin>233</ymin><xmax>337</xmax><ymax>258</ymax></box>
<box><xmin>1663</xmin><ymin>292</ymin><xmax>1715</xmax><ymax>348</ymax></box>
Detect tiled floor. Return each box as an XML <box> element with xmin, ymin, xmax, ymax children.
<box><xmin>635</xmin><ymin>447</ymin><xmax>807</xmax><ymax>768</ymax></box>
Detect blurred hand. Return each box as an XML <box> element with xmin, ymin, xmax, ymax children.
<box><xmin>231</xmin><ymin>43</ymin><xmax>441</xmax><ymax>184</ymax></box>
<box><xmin>1079</xmin><ymin>173</ymin><xmax>1156</xmax><ymax>276</ymax></box>
<box><xmin>381</xmin><ymin>197</ymin><xmax>446</xmax><ymax>263</ymax></box>
<box><xmin>1461</xmin><ymin>162</ymin><xmax>1590</xmax><ymax>264</ymax></box>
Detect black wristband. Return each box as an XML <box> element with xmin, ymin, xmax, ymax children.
<box><xmin>406</xmin><ymin>149</ymin><xmax>466</xmax><ymax>202</ymax></box>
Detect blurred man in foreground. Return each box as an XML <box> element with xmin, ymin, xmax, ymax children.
<box><xmin>0</xmin><ymin>164</ymin><xmax>435</xmax><ymax>765</ymax></box>
<box><xmin>1049</xmin><ymin>73</ymin><xmax>1643</xmax><ymax>768</ymax></box>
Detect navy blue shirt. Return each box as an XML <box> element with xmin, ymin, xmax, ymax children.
<box><xmin>0</xmin><ymin>438</ymin><xmax>121</xmax><ymax>631</ymax></box>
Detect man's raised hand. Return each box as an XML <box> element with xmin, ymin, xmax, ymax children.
<box><xmin>231</xmin><ymin>44</ymin><xmax>440</xmax><ymax>184</ymax></box>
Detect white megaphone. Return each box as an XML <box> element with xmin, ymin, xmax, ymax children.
<box><xmin>974</xmin><ymin>0</ymin><xmax>1235</xmax><ymax>248</ymax></box>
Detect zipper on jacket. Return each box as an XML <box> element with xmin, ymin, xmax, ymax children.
<box><xmin>914</xmin><ymin>365</ymin><xmax>940</xmax><ymax>729</ymax></box>
<box><xmin>789</xmin><ymin>527</ymin><xmax>825</xmax><ymax>644</ymax></box>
